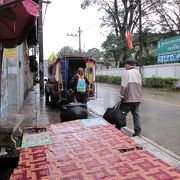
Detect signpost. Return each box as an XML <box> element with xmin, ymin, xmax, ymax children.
<box><xmin>157</xmin><ymin>35</ymin><xmax>180</xmax><ymax>63</ymax></box>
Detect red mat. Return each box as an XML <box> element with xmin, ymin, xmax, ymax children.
<box><xmin>11</xmin><ymin>118</ymin><xmax>180</xmax><ymax>179</ymax></box>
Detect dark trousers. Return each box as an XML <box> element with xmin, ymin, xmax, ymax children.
<box><xmin>121</xmin><ymin>102</ymin><xmax>141</xmax><ymax>134</ymax></box>
<box><xmin>76</xmin><ymin>92</ymin><xmax>87</xmax><ymax>104</ymax></box>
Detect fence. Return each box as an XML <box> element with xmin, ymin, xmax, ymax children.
<box><xmin>96</xmin><ymin>63</ymin><xmax>180</xmax><ymax>87</ymax></box>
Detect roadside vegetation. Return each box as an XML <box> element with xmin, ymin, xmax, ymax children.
<box><xmin>55</xmin><ymin>1</ymin><xmax>179</xmax><ymax>69</ymax></box>
<box><xmin>81</xmin><ymin>0</ymin><xmax>179</xmax><ymax>67</ymax></box>
<box><xmin>96</xmin><ymin>75</ymin><xmax>179</xmax><ymax>91</ymax></box>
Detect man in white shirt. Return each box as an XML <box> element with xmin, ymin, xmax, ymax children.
<box><xmin>119</xmin><ymin>59</ymin><xmax>142</xmax><ymax>136</ymax></box>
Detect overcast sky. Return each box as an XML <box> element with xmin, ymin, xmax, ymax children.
<box><xmin>43</xmin><ymin>0</ymin><xmax>107</xmax><ymax>59</ymax></box>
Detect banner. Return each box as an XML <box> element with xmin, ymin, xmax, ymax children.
<box><xmin>126</xmin><ymin>31</ymin><xmax>133</xmax><ymax>49</ymax></box>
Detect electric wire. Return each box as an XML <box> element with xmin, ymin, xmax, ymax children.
<box><xmin>43</xmin><ymin>3</ymin><xmax>48</xmax><ymax>25</ymax></box>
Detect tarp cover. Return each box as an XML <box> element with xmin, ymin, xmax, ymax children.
<box><xmin>0</xmin><ymin>0</ymin><xmax>39</xmax><ymax>48</ymax></box>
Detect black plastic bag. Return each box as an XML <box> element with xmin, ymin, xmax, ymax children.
<box><xmin>103</xmin><ymin>102</ymin><xmax>127</xmax><ymax>127</ymax></box>
<box><xmin>60</xmin><ymin>102</ymin><xmax>88</xmax><ymax>122</ymax></box>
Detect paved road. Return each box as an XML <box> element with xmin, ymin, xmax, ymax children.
<box><xmin>87</xmin><ymin>83</ymin><xmax>180</xmax><ymax>156</ymax></box>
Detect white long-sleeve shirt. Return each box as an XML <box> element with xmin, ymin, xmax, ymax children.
<box><xmin>120</xmin><ymin>68</ymin><xmax>142</xmax><ymax>103</ymax></box>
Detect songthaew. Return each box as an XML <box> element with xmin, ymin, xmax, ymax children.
<box><xmin>45</xmin><ymin>53</ymin><xmax>96</xmax><ymax>105</ymax></box>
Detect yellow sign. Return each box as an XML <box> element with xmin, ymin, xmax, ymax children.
<box><xmin>4</xmin><ymin>49</ymin><xmax>17</xmax><ymax>59</ymax></box>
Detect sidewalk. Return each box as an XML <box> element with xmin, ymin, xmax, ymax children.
<box><xmin>20</xmin><ymin>85</ymin><xmax>61</xmax><ymax>129</ymax></box>
<box><xmin>20</xmin><ymin>85</ymin><xmax>180</xmax><ymax>170</ymax></box>
<box><xmin>88</xmin><ymin>106</ymin><xmax>180</xmax><ymax>170</ymax></box>
<box><xmin>8</xmin><ymin>85</ymin><xmax>180</xmax><ymax>179</ymax></box>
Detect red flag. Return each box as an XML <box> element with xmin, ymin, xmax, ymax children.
<box><xmin>127</xmin><ymin>31</ymin><xmax>133</xmax><ymax>49</ymax></box>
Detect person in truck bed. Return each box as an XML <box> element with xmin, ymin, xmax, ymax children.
<box><xmin>71</xmin><ymin>67</ymin><xmax>90</xmax><ymax>104</ymax></box>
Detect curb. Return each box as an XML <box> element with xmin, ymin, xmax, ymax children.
<box><xmin>88</xmin><ymin>105</ymin><xmax>180</xmax><ymax>169</ymax></box>
<box><xmin>123</xmin><ymin>127</ymin><xmax>180</xmax><ymax>161</ymax></box>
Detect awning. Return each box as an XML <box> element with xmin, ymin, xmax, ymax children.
<box><xmin>0</xmin><ymin>0</ymin><xmax>39</xmax><ymax>48</ymax></box>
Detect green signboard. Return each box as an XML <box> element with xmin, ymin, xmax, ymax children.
<box><xmin>157</xmin><ymin>36</ymin><xmax>180</xmax><ymax>63</ymax></box>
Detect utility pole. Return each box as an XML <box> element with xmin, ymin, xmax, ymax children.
<box><xmin>38</xmin><ymin>0</ymin><xmax>44</xmax><ymax>94</ymax></box>
<box><xmin>0</xmin><ymin>44</ymin><xmax>3</xmax><ymax>116</ymax></box>
<box><xmin>78</xmin><ymin>27</ymin><xmax>82</xmax><ymax>53</ymax></box>
<box><xmin>139</xmin><ymin>0</ymin><xmax>143</xmax><ymax>76</ymax></box>
<box><xmin>67</xmin><ymin>27</ymin><xmax>82</xmax><ymax>53</ymax></box>
<box><xmin>38</xmin><ymin>0</ymin><xmax>51</xmax><ymax>94</ymax></box>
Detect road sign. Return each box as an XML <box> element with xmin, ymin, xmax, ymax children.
<box><xmin>157</xmin><ymin>35</ymin><xmax>180</xmax><ymax>63</ymax></box>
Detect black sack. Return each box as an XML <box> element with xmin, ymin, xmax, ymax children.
<box><xmin>103</xmin><ymin>102</ymin><xmax>127</xmax><ymax>128</ymax></box>
<box><xmin>60</xmin><ymin>102</ymin><xmax>88</xmax><ymax>122</ymax></box>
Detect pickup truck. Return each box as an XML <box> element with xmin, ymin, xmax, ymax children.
<box><xmin>45</xmin><ymin>54</ymin><xmax>96</xmax><ymax>105</ymax></box>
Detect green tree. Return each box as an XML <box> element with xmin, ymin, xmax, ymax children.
<box><xmin>85</xmin><ymin>48</ymin><xmax>103</xmax><ymax>61</ymax></box>
<box><xmin>81</xmin><ymin>0</ymin><xmax>139</xmax><ymax>62</ymax></box>
<box><xmin>101</xmin><ymin>33</ymin><xmax>119</xmax><ymax>67</ymax></box>
<box><xmin>57</xmin><ymin>46</ymin><xmax>78</xmax><ymax>57</ymax></box>
<box><xmin>81</xmin><ymin>0</ymin><xmax>156</xmax><ymax>65</ymax></box>
<box><xmin>81</xmin><ymin>0</ymin><xmax>179</xmax><ymax>66</ymax></box>
<box><xmin>148</xmin><ymin>0</ymin><xmax>180</xmax><ymax>34</ymax></box>
<box><xmin>133</xmin><ymin>28</ymin><xmax>178</xmax><ymax>65</ymax></box>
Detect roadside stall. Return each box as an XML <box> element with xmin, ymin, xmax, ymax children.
<box><xmin>10</xmin><ymin>118</ymin><xmax>180</xmax><ymax>179</ymax></box>
<box><xmin>0</xmin><ymin>0</ymin><xmax>39</xmax><ymax>179</ymax></box>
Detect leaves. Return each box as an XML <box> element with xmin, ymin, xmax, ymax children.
<box><xmin>147</xmin><ymin>0</ymin><xmax>180</xmax><ymax>33</ymax></box>
<box><xmin>81</xmin><ymin>0</ymin><xmax>179</xmax><ymax>67</ymax></box>
<box><xmin>85</xmin><ymin>48</ymin><xmax>104</xmax><ymax>61</ymax></box>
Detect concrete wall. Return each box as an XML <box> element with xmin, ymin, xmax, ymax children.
<box><xmin>1</xmin><ymin>43</ymin><xmax>33</xmax><ymax>115</ymax></box>
<box><xmin>6</xmin><ymin>46</ymin><xmax>23</xmax><ymax>113</ymax></box>
<box><xmin>96</xmin><ymin>63</ymin><xmax>180</xmax><ymax>87</ymax></box>
<box><xmin>23</xmin><ymin>46</ymin><xmax>33</xmax><ymax>97</ymax></box>
<box><xmin>0</xmin><ymin>50</ymin><xmax>8</xmax><ymax>117</ymax></box>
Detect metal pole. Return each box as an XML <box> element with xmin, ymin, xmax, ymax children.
<box><xmin>0</xmin><ymin>44</ymin><xmax>3</xmax><ymax>116</ymax></box>
<box><xmin>38</xmin><ymin>0</ymin><xmax>44</xmax><ymax>94</ymax></box>
<box><xmin>78</xmin><ymin>27</ymin><xmax>82</xmax><ymax>54</ymax></box>
<box><xmin>139</xmin><ymin>0</ymin><xmax>143</xmax><ymax>76</ymax></box>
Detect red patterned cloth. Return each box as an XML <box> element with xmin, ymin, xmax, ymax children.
<box><xmin>11</xmin><ymin>118</ymin><xmax>180</xmax><ymax>179</ymax></box>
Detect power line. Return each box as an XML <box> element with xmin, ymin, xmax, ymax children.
<box><xmin>81</xmin><ymin>16</ymin><xmax>101</xmax><ymax>27</ymax></box>
<box><xmin>42</xmin><ymin>0</ymin><xmax>51</xmax><ymax>25</ymax></box>
<box><xmin>82</xmin><ymin>22</ymin><xmax>101</xmax><ymax>31</ymax></box>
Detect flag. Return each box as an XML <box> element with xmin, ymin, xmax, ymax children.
<box><xmin>48</xmin><ymin>52</ymin><xmax>56</xmax><ymax>62</ymax></box>
<box><xmin>126</xmin><ymin>31</ymin><xmax>133</xmax><ymax>49</ymax></box>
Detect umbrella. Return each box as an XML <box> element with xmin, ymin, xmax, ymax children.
<box><xmin>0</xmin><ymin>0</ymin><xmax>39</xmax><ymax>48</ymax></box>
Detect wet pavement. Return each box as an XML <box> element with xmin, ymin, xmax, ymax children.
<box><xmin>87</xmin><ymin>83</ymin><xmax>180</xmax><ymax>156</ymax></box>
<box><xmin>15</xmin><ymin>83</ymin><xmax>180</xmax><ymax>170</ymax></box>
<box><xmin>2</xmin><ymin>83</ymin><xmax>180</xmax><ymax>179</ymax></box>
<box><xmin>20</xmin><ymin>84</ymin><xmax>97</xmax><ymax>129</ymax></box>
<box><xmin>20</xmin><ymin>83</ymin><xmax>180</xmax><ymax>157</ymax></box>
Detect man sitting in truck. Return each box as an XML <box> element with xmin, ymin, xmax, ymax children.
<box><xmin>71</xmin><ymin>67</ymin><xmax>90</xmax><ymax>104</ymax></box>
